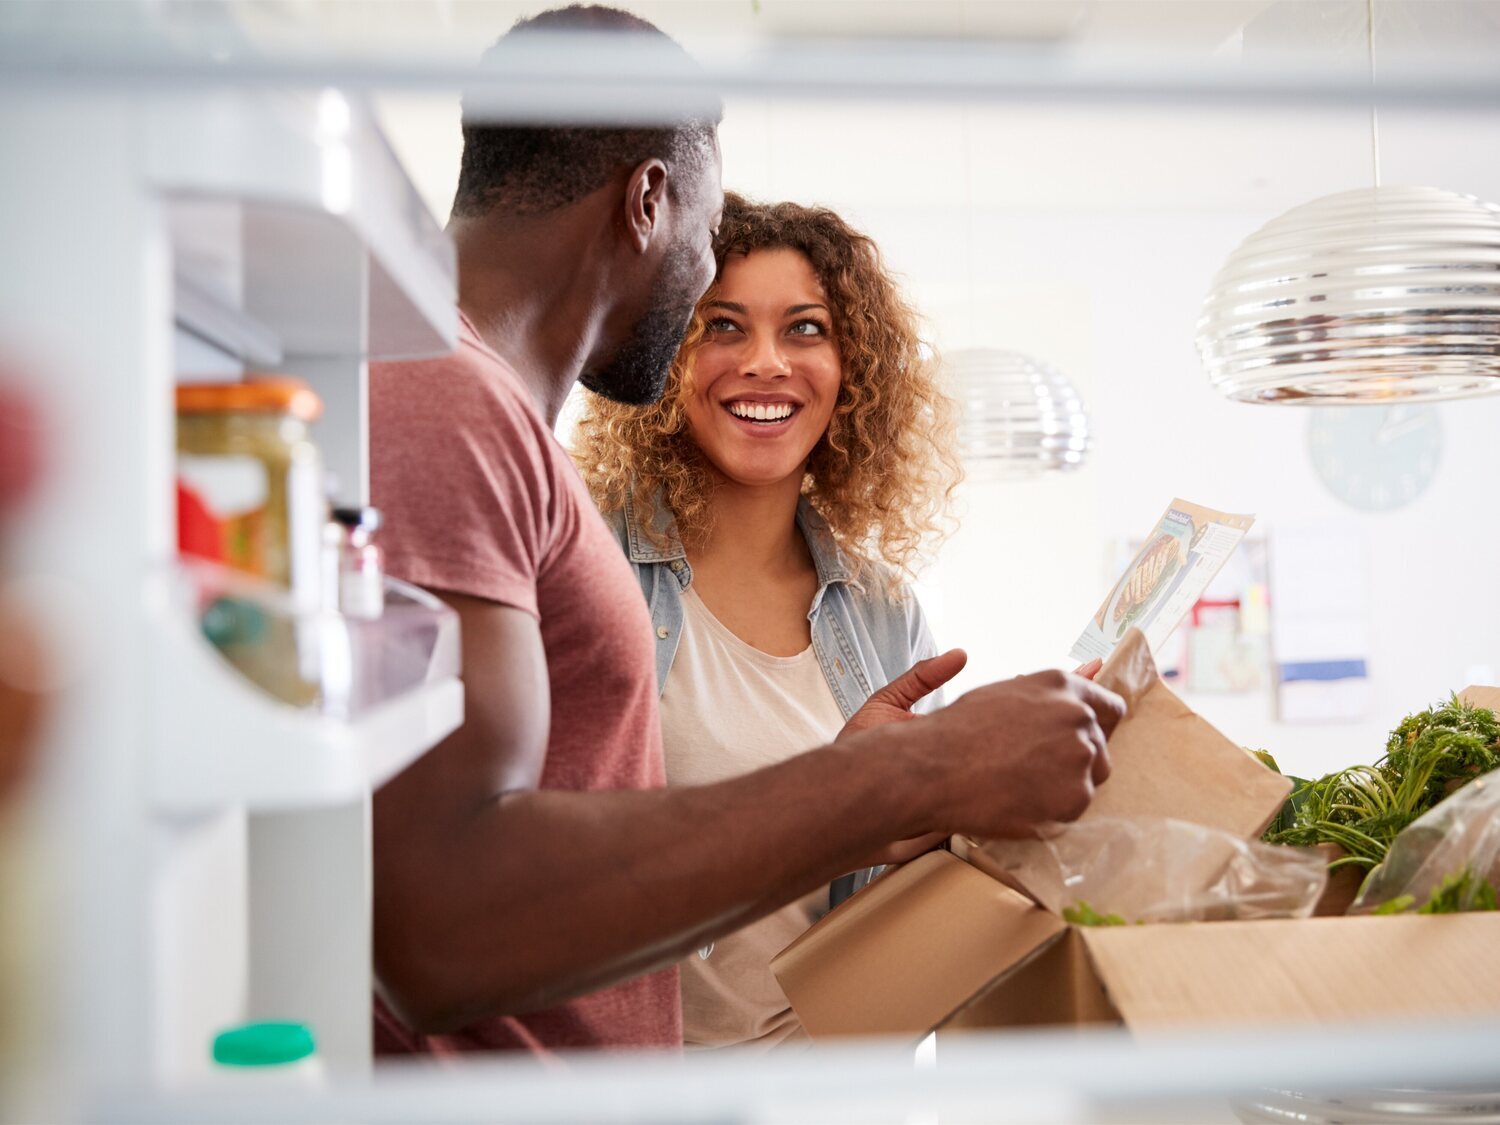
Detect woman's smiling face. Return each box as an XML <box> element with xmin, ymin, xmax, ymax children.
<box><xmin>682</xmin><ymin>247</ymin><xmax>842</xmax><ymax>489</ymax></box>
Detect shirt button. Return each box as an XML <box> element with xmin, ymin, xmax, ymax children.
<box><xmin>657</xmin><ymin>626</ymin><xmax>670</xmax><ymax>639</ymax></box>
<box><xmin>669</xmin><ymin>560</ymin><xmax>685</xmax><ymax>573</ymax></box>
<box><xmin>835</xmin><ymin>657</ymin><xmax>846</xmax><ymax>676</ymax></box>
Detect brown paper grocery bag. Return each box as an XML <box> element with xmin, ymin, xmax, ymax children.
<box><xmin>966</xmin><ymin>629</ymin><xmax>1291</xmax><ymax>900</ymax></box>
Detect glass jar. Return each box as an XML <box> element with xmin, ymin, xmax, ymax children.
<box><xmin>178</xmin><ymin>378</ymin><xmax>325</xmax><ymax>708</ymax></box>
<box><xmin>176</xmin><ymin>378</ymin><xmax>324</xmax><ymax>610</ymax></box>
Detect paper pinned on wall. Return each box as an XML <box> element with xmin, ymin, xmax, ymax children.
<box><xmin>1071</xmin><ymin>499</ymin><xmax>1255</xmax><ymax>664</ymax></box>
<box><xmin>1269</xmin><ymin>527</ymin><xmax>1371</xmax><ymax>723</ymax></box>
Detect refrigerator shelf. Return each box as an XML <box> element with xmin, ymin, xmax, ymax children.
<box><xmin>150</xmin><ymin>562</ymin><xmax>463</xmax><ymax>813</ymax></box>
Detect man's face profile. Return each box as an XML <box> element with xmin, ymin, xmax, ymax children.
<box><xmin>581</xmin><ymin>143</ymin><xmax>724</xmax><ymax>407</ymax></box>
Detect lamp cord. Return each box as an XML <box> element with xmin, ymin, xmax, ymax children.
<box><xmin>962</xmin><ymin>100</ymin><xmax>976</xmax><ymax>344</ymax></box>
<box><xmin>1367</xmin><ymin>0</ymin><xmax>1382</xmax><ymax>189</ymax></box>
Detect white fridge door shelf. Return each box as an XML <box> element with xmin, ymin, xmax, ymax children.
<box><xmin>154</xmin><ymin>90</ymin><xmax>456</xmax><ymax>364</ymax></box>
<box><xmin>150</xmin><ymin>580</ymin><xmax>464</xmax><ymax>813</ymax></box>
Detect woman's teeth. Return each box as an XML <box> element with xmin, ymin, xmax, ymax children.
<box><xmin>727</xmin><ymin>402</ymin><xmax>795</xmax><ymax>423</ymax></box>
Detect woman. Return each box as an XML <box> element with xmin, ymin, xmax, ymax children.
<box><xmin>573</xmin><ymin>194</ymin><xmax>960</xmax><ymax>1050</ymax></box>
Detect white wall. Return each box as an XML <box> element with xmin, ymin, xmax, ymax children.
<box><xmin>377</xmin><ymin>87</ymin><xmax>1500</xmax><ymax>781</ymax></box>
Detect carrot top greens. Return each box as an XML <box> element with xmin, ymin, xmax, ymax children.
<box><xmin>1261</xmin><ymin>694</ymin><xmax>1500</xmax><ymax>872</ymax></box>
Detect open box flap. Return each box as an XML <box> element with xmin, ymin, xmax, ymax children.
<box><xmin>1077</xmin><ymin>913</ymin><xmax>1500</xmax><ymax>1031</ymax></box>
<box><xmin>1460</xmin><ymin>685</ymin><xmax>1500</xmax><ymax>711</ymax></box>
<box><xmin>772</xmin><ymin>850</ymin><xmax>1066</xmax><ymax>1038</ymax></box>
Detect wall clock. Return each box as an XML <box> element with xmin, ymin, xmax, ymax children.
<box><xmin>1307</xmin><ymin>404</ymin><xmax>1443</xmax><ymax>512</ymax></box>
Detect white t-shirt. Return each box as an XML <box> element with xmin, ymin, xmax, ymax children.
<box><xmin>660</xmin><ymin>586</ymin><xmax>848</xmax><ymax>1051</ymax></box>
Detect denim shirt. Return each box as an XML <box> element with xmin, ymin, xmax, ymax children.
<box><xmin>609</xmin><ymin>490</ymin><xmax>942</xmax><ymax>721</ymax></box>
<box><xmin>606</xmin><ymin>491</ymin><xmax>943</xmax><ymax>911</ymax></box>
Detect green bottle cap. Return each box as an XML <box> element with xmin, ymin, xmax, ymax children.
<box><xmin>212</xmin><ymin>1022</ymin><xmax>316</xmax><ymax>1067</ymax></box>
<box><xmin>201</xmin><ymin>596</ymin><xmax>268</xmax><ymax>648</ymax></box>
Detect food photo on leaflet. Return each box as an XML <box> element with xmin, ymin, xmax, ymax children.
<box><xmin>364</xmin><ymin>3</ymin><xmax>1125</xmax><ymax>1060</ymax></box>
<box><xmin>1071</xmin><ymin>499</ymin><xmax>1254</xmax><ymax>668</ymax></box>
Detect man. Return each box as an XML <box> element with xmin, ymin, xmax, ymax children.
<box><xmin>370</xmin><ymin>4</ymin><xmax>1124</xmax><ymax>1055</ymax></box>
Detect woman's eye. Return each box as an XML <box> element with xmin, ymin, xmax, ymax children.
<box><xmin>788</xmin><ymin>319</ymin><xmax>829</xmax><ymax>338</ymax></box>
<box><xmin>705</xmin><ymin>317</ymin><xmax>739</xmax><ymax>334</ymax></box>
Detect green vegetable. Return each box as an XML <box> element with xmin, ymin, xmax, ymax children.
<box><xmin>1247</xmin><ymin>748</ymin><xmax>1281</xmax><ymax>773</ymax></box>
<box><xmin>1385</xmin><ymin>695</ymin><xmax>1500</xmax><ymax>809</ymax></box>
<box><xmin>1062</xmin><ymin>901</ymin><xmax>1129</xmax><ymax>927</ymax></box>
<box><xmin>1261</xmin><ymin>694</ymin><xmax>1500</xmax><ymax>871</ymax></box>
<box><xmin>1367</xmin><ymin>866</ymin><xmax>1498</xmax><ymax>916</ymax></box>
<box><xmin>1422</xmin><ymin>868</ymin><xmax>1498</xmax><ymax>914</ymax></box>
<box><xmin>1250</xmin><ymin>750</ymin><xmax>1314</xmax><ymax>840</ymax></box>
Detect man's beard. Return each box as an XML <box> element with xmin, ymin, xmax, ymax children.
<box><xmin>580</xmin><ymin>242</ymin><xmax>700</xmax><ymax>406</ymax></box>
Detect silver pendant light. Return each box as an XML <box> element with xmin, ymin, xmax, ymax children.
<box><xmin>1198</xmin><ymin>188</ymin><xmax>1500</xmax><ymax>404</ymax></box>
<box><xmin>947</xmin><ymin>101</ymin><xmax>1090</xmax><ymax>478</ymax></box>
<box><xmin>947</xmin><ymin>349</ymin><xmax>1092</xmax><ymax>477</ymax></box>
<box><xmin>1197</xmin><ymin>1</ymin><xmax>1500</xmax><ymax>404</ymax></box>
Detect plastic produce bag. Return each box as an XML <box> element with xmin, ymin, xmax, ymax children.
<box><xmin>1352</xmin><ymin>769</ymin><xmax>1500</xmax><ymax>915</ymax></box>
<box><xmin>983</xmin><ymin>816</ymin><xmax>1328</xmax><ymax>924</ymax></box>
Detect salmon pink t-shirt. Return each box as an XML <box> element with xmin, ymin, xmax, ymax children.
<box><xmin>368</xmin><ymin>311</ymin><xmax>680</xmax><ymax>1054</ymax></box>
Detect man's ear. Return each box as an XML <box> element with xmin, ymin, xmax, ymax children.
<box><xmin>624</xmin><ymin>158</ymin><xmax>670</xmax><ymax>254</ymax></box>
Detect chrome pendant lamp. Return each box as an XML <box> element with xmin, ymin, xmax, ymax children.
<box><xmin>947</xmin><ymin>349</ymin><xmax>1092</xmax><ymax>477</ymax></box>
<box><xmin>1197</xmin><ymin>2</ymin><xmax>1500</xmax><ymax>404</ymax></box>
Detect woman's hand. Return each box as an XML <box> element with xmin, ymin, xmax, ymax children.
<box><xmin>1075</xmin><ymin>657</ymin><xmax>1102</xmax><ymax>681</ymax></box>
<box><xmin>836</xmin><ymin>651</ymin><xmax>967</xmax><ymax>869</ymax></box>
<box><xmin>837</xmin><ymin>648</ymin><xmax>968</xmax><ymax>741</ymax></box>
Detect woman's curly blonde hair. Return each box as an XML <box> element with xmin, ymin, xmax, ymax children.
<box><xmin>573</xmin><ymin>192</ymin><xmax>960</xmax><ymax>584</ymax></box>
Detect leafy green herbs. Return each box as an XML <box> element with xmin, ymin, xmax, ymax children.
<box><xmin>1261</xmin><ymin>694</ymin><xmax>1500</xmax><ymax>872</ymax></box>
<box><xmin>1062</xmin><ymin>901</ymin><xmax>1130</xmax><ymax>927</ymax></box>
<box><xmin>1370</xmin><ymin>866</ymin><xmax>1499</xmax><ymax>916</ymax></box>
<box><xmin>1385</xmin><ymin>696</ymin><xmax>1500</xmax><ymax>808</ymax></box>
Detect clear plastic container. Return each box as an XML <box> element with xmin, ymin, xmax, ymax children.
<box><xmin>180</xmin><ymin>559</ymin><xmax>459</xmax><ymax>717</ymax></box>
<box><xmin>321</xmin><ymin>575</ymin><xmax>458</xmax><ymax>720</ymax></box>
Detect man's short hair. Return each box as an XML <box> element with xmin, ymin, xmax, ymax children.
<box><xmin>452</xmin><ymin>5</ymin><xmax>722</xmax><ymax>219</ymax></box>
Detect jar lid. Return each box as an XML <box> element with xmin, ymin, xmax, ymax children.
<box><xmin>212</xmin><ymin>1022</ymin><xmax>317</xmax><ymax>1067</ymax></box>
<box><xmin>332</xmin><ymin>506</ymin><xmax>382</xmax><ymax>535</ymax></box>
<box><xmin>176</xmin><ymin>377</ymin><xmax>323</xmax><ymax>422</ymax></box>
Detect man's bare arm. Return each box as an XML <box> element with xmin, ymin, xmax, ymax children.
<box><xmin>373</xmin><ymin>593</ymin><xmax>1122</xmax><ymax>1034</ymax></box>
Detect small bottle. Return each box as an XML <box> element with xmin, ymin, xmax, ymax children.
<box><xmin>332</xmin><ymin>506</ymin><xmax>384</xmax><ymax>620</ymax></box>
<box><xmin>211</xmin><ymin>1021</ymin><xmax>323</xmax><ymax>1085</ymax></box>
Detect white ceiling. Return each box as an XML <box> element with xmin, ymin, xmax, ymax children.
<box><xmin>215</xmin><ymin>0</ymin><xmax>1500</xmax><ymax>227</ymax></box>
<box><xmin>233</xmin><ymin>0</ymin><xmax>1500</xmax><ymax>57</ymax></box>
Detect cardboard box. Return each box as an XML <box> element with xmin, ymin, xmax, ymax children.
<box><xmin>772</xmin><ymin>633</ymin><xmax>1500</xmax><ymax>1039</ymax></box>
